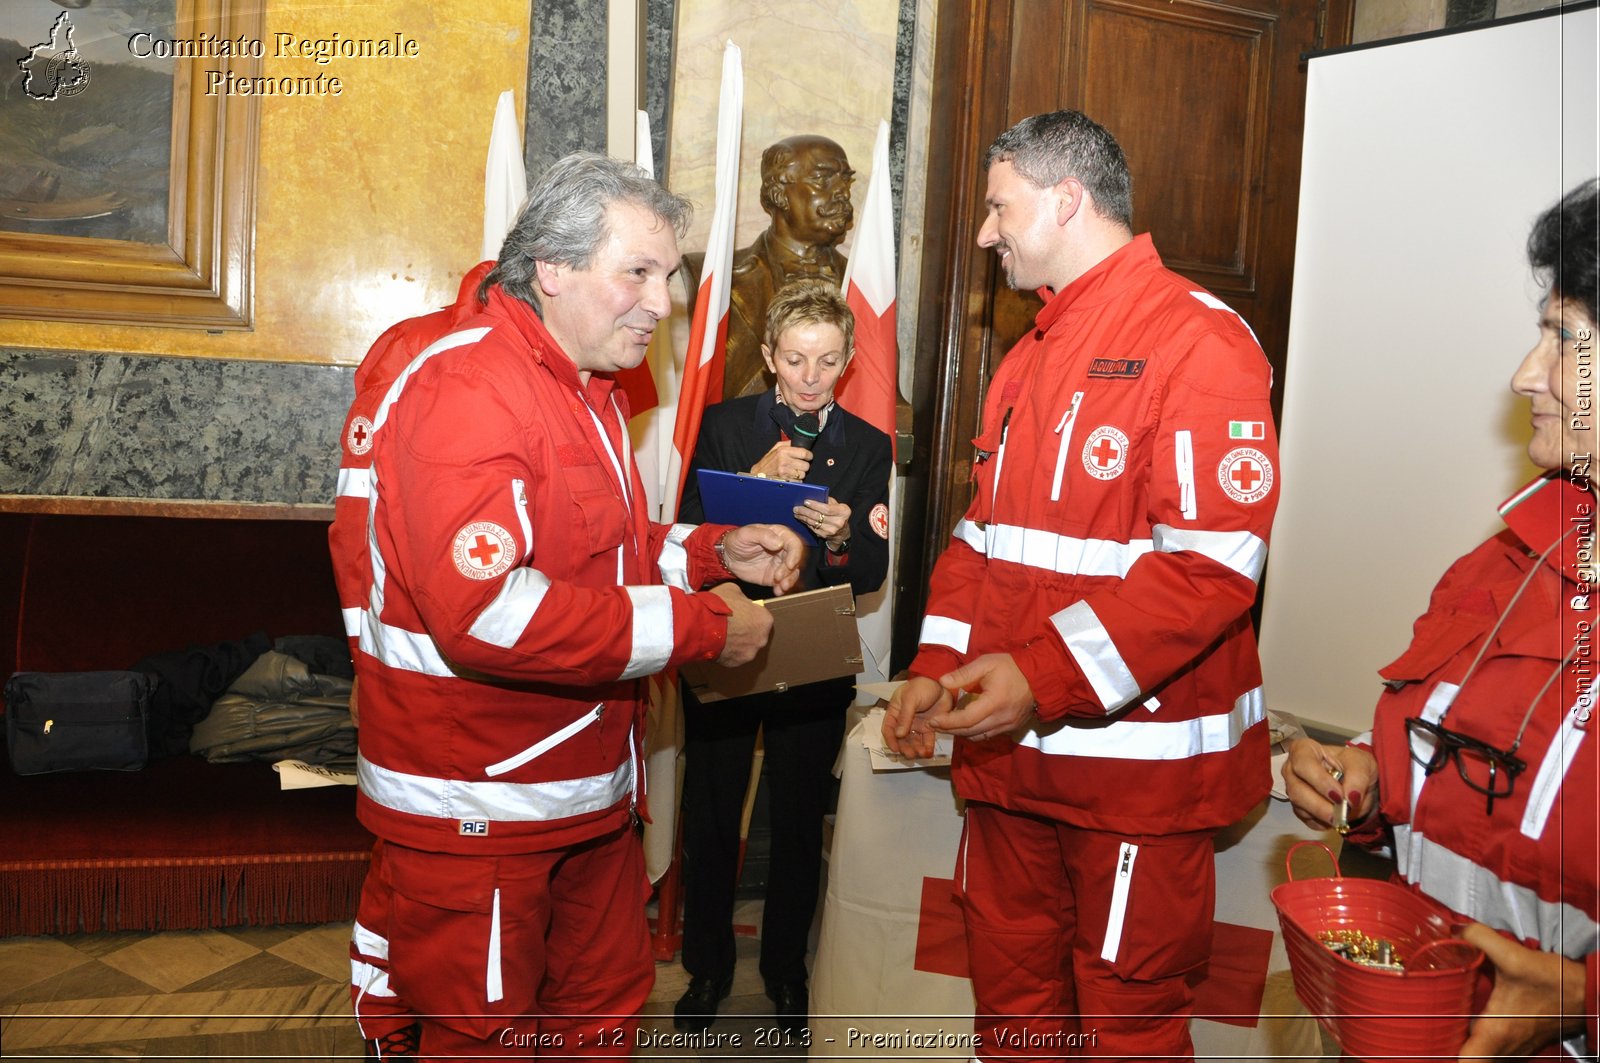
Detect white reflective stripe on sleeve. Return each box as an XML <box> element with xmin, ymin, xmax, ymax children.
<box><xmin>337</xmin><ymin>466</ymin><xmax>371</xmax><ymax>499</ymax></box>
<box><xmin>1521</xmin><ymin>689</ymin><xmax>1590</xmax><ymax>840</ymax></box>
<box><xmin>621</xmin><ymin>585</ymin><xmax>673</xmax><ymax>680</ymax></box>
<box><xmin>920</xmin><ymin>615</ymin><xmax>972</xmax><ymax>654</ymax></box>
<box><xmin>1410</xmin><ymin>682</ymin><xmax>1460</xmax><ymax>810</ymax></box>
<box><xmin>370</xmin><ymin>327</ymin><xmax>494</xmax><ymax>433</ymax></box>
<box><xmin>484</xmin><ymin>704</ymin><xmax>603</xmax><ymax>778</ymax></box>
<box><xmin>486</xmin><ymin>887</ymin><xmax>504</xmax><ymax>1003</ymax></box>
<box><xmin>467</xmin><ymin>567</ymin><xmax>553</xmax><ymax>649</ymax></box>
<box><xmin>1019</xmin><ymin>687</ymin><xmax>1265</xmax><ymax>760</ymax></box>
<box><xmin>342</xmin><ymin>606</ymin><xmax>362</xmax><ymax>639</ymax></box>
<box><xmin>1049</xmin><ymin>600</ymin><xmax>1140</xmax><ymax>712</ymax></box>
<box><xmin>989</xmin><ymin>525</ymin><xmax>1154</xmax><ymax>578</ymax></box>
<box><xmin>361</xmin><ymin>617</ymin><xmax>454</xmax><ymax>677</ymax></box>
<box><xmin>952</xmin><ymin>518</ymin><xmax>988</xmax><ymax>554</ymax></box>
<box><xmin>1189</xmin><ymin>291</ymin><xmax>1261</xmax><ymax>347</ymax></box>
<box><xmin>1152</xmin><ymin>524</ymin><xmax>1267</xmax><ymax>583</ymax></box>
<box><xmin>658</xmin><ymin>524</ymin><xmax>695</xmax><ymax>591</ymax></box>
<box><xmin>1392</xmin><ymin>823</ymin><xmax>1598</xmax><ymax>958</ymax></box>
<box><xmin>358</xmin><ymin>754</ymin><xmax>632</xmax><ymax>822</ymax></box>
<box><xmin>1175</xmin><ymin>431</ymin><xmax>1196</xmax><ymax>520</ymax></box>
<box><xmin>1100</xmin><ymin>842</ymin><xmax>1139</xmax><ymax>963</ymax></box>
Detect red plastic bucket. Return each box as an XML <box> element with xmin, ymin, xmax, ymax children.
<box><xmin>1270</xmin><ymin>841</ymin><xmax>1484</xmax><ymax>1062</ymax></box>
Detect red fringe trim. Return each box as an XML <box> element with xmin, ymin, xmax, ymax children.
<box><xmin>0</xmin><ymin>851</ymin><xmax>371</xmax><ymax>936</ymax></box>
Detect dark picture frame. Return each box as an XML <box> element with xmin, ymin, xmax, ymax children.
<box><xmin>0</xmin><ymin>0</ymin><xmax>262</xmax><ymax>330</ymax></box>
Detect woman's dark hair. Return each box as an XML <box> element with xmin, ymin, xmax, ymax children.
<box><xmin>1528</xmin><ymin>178</ymin><xmax>1599</xmax><ymax>323</ymax></box>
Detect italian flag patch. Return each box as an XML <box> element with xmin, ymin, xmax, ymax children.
<box><xmin>1229</xmin><ymin>421</ymin><xmax>1265</xmax><ymax>440</ymax></box>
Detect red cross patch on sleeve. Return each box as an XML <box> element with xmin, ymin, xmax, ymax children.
<box><xmin>452</xmin><ymin>521</ymin><xmax>517</xmax><ymax>580</ymax></box>
<box><xmin>1218</xmin><ymin>447</ymin><xmax>1273</xmax><ymax>504</ymax></box>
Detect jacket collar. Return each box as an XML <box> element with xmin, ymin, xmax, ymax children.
<box><xmin>1499</xmin><ymin>472</ymin><xmax>1595</xmax><ymax>585</ymax></box>
<box><xmin>1035</xmin><ymin>232</ymin><xmax>1162</xmax><ymax>332</ymax></box>
<box><xmin>484</xmin><ymin>285</ymin><xmax>617</xmax><ymax>409</ymax></box>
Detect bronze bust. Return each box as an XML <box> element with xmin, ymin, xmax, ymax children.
<box><xmin>685</xmin><ymin>134</ymin><xmax>855</xmax><ymax>400</ymax></box>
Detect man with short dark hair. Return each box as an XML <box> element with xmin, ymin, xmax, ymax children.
<box><xmin>338</xmin><ymin>151</ymin><xmax>804</xmax><ymax>1060</ymax></box>
<box><xmin>885</xmin><ymin>110</ymin><xmax>1281</xmax><ymax>1061</ymax></box>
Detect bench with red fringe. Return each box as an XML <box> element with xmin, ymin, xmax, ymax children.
<box><xmin>0</xmin><ymin>754</ymin><xmax>373</xmax><ymax>936</ymax></box>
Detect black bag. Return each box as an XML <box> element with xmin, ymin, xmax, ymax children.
<box><xmin>4</xmin><ymin>671</ymin><xmax>154</xmax><ymax>775</ymax></box>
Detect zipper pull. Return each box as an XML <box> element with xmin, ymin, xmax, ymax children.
<box><xmin>1118</xmin><ymin>847</ymin><xmax>1132</xmax><ymax>876</ymax></box>
<box><xmin>44</xmin><ymin>719</ymin><xmax>53</xmax><ymax>735</ymax></box>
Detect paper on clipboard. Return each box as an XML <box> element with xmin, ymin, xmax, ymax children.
<box><xmin>695</xmin><ymin>468</ymin><xmax>829</xmax><ymax>541</ymax></box>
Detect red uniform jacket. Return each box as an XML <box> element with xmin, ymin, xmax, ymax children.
<box><xmin>339</xmin><ymin>286</ymin><xmax>736</xmax><ymax>855</ymax></box>
<box><xmin>911</xmin><ymin>235</ymin><xmax>1280</xmax><ymax>835</ymax></box>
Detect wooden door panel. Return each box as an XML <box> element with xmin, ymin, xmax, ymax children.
<box><xmin>1074</xmin><ymin>0</ymin><xmax>1275</xmax><ymax>296</ymax></box>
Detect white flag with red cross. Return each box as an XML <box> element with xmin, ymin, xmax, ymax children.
<box><xmin>666</xmin><ymin>40</ymin><xmax>742</xmax><ymax>515</ymax></box>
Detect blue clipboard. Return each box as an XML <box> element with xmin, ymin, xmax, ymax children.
<box><xmin>695</xmin><ymin>468</ymin><xmax>829</xmax><ymax>542</ymax></box>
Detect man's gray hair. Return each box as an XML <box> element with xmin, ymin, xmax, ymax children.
<box><xmin>985</xmin><ymin>111</ymin><xmax>1132</xmax><ymax>229</ymax></box>
<box><xmin>484</xmin><ymin>151</ymin><xmax>692</xmax><ymax>310</ymax></box>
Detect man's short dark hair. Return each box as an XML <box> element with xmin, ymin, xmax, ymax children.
<box><xmin>985</xmin><ymin>110</ymin><xmax>1133</xmax><ymax>229</ymax></box>
<box><xmin>1529</xmin><ymin>178</ymin><xmax>1599</xmax><ymax>324</ymax></box>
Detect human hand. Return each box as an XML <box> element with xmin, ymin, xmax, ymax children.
<box><xmin>1282</xmin><ymin>739</ymin><xmax>1378</xmax><ymax>832</ymax></box>
<box><xmin>710</xmin><ymin>583</ymin><xmax>775</xmax><ymax>666</ymax></box>
<box><xmin>794</xmin><ymin>496</ymin><xmax>851</xmax><ymax>546</ymax></box>
<box><xmin>750</xmin><ymin>442</ymin><xmax>813</xmax><ymax>482</ymax></box>
<box><xmin>720</xmin><ymin>524</ymin><xmax>805</xmax><ymax>594</ymax></box>
<box><xmin>929</xmin><ymin>654</ymin><xmax>1037</xmax><ymax>740</ymax></box>
<box><xmin>883</xmin><ymin>676</ymin><xmax>954</xmax><ymax>759</ymax></box>
<box><xmin>348</xmin><ymin>677</ymin><xmax>360</xmax><ymax>728</ymax></box>
<box><xmin>1457</xmin><ymin>923</ymin><xmax>1584</xmax><ymax>1061</ymax></box>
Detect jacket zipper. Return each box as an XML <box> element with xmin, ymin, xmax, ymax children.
<box><xmin>1175</xmin><ymin>430</ymin><xmax>1196</xmax><ymax>520</ymax></box>
<box><xmin>991</xmin><ymin>407</ymin><xmax>1014</xmax><ymax>517</ymax></box>
<box><xmin>484</xmin><ymin>703</ymin><xmax>604</xmax><ymax>777</ymax></box>
<box><xmin>1099</xmin><ymin>842</ymin><xmax>1139</xmax><ymax>963</ymax></box>
<box><xmin>1050</xmin><ymin>392</ymin><xmax>1086</xmax><ymax>502</ymax></box>
<box><xmin>510</xmin><ymin>478</ymin><xmax>533</xmax><ymax>558</ymax></box>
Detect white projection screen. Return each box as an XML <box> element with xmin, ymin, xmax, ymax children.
<box><xmin>1259</xmin><ymin>5</ymin><xmax>1599</xmax><ymax>735</ymax></box>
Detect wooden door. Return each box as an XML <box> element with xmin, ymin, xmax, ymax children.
<box><xmin>893</xmin><ymin>0</ymin><xmax>1352</xmax><ymax>670</ymax></box>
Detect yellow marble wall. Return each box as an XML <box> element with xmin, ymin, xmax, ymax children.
<box><xmin>667</xmin><ymin>0</ymin><xmax>901</xmax><ymax>255</ymax></box>
<box><xmin>0</xmin><ymin>0</ymin><xmax>529</xmax><ymax>365</ymax></box>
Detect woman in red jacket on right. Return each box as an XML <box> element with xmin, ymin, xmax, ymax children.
<box><xmin>1283</xmin><ymin>178</ymin><xmax>1599</xmax><ymax>1060</ymax></box>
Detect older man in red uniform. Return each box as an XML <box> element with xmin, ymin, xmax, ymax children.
<box><xmin>885</xmin><ymin>111</ymin><xmax>1280</xmax><ymax>1061</ymax></box>
<box><xmin>336</xmin><ymin>152</ymin><xmax>803</xmax><ymax>1061</ymax></box>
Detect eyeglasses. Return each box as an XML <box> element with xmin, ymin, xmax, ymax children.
<box><xmin>1403</xmin><ymin>521</ymin><xmax>1582</xmax><ymax>816</ymax></box>
<box><xmin>1404</xmin><ymin>716</ymin><xmax>1527</xmax><ymax>815</ymax></box>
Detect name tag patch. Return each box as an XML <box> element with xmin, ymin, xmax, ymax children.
<box><xmin>1087</xmin><ymin>358</ymin><xmax>1145</xmax><ymax>379</ymax></box>
<box><xmin>459</xmin><ymin>819</ymin><xmax>489</xmax><ymax>836</ymax></box>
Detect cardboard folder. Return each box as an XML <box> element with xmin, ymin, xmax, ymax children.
<box><xmin>695</xmin><ymin>468</ymin><xmax>829</xmax><ymax>542</ymax></box>
<box><xmin>680</xmin><ymin>584</ymin><xmax>862</xmax><ymax>701</ymax></box>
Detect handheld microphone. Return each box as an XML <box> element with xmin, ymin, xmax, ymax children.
<box><xmin>790</xmin><ymin>411</ymin><xmax>821</xmax><ymax>451</ymax></box>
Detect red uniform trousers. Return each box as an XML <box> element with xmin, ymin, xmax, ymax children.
<box><xmin>352</xmin><ymin>825</ymin><xmax>651</xmax><ymax>1061</ymax></box>
<box><xmin>959</xmin><ymin>802</ymin><xmax>1216</xmax><ymax>1062</ymax></box>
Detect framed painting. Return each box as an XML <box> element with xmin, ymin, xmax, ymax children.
<box><xmin>0</xmin><ymin>0</ymin><xmax>261</xmax><ymax>329</ymax></box>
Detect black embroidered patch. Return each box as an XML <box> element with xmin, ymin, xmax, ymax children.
<box><xmin>1087</xmin><ymin>358</ymin><xmax>1145</xmax><ymax>379</ymax></box>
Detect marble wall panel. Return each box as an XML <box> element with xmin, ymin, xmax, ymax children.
<box><xmin>0</xmin><ymin>347</ymin><xmax>351</xmax><ymax>506</ymax></box>
<box><xmin>525</xmin><ymin>0</ymin><xmax>608</xmax><ymax>177</ymax></box>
